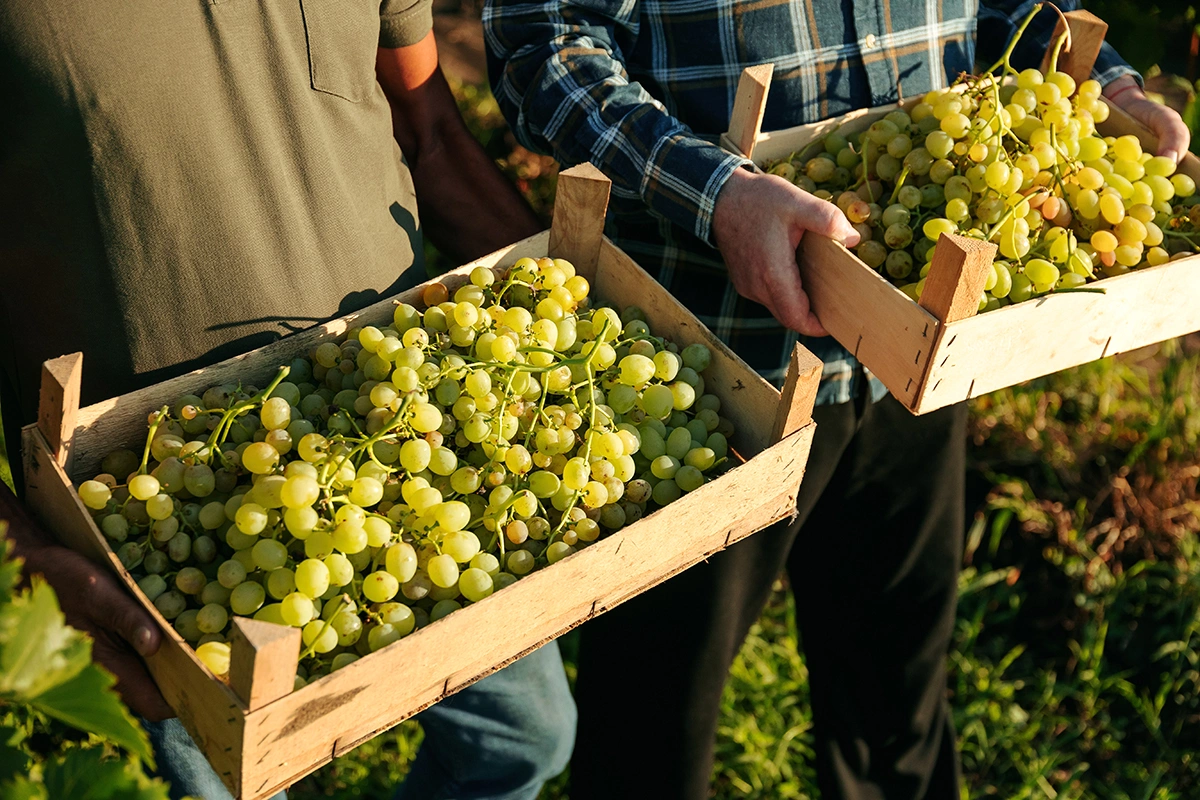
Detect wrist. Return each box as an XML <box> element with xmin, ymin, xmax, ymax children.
<box><xmin>1104</xmin><ymin>76</ymin><xmax>1142</xmax><ymax>106</ymax></box>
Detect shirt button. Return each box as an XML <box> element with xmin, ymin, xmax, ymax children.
<box><xmin>863</xmin><ymin>33</ymin><xmax>877</xmax><ymax>49</ymax></box>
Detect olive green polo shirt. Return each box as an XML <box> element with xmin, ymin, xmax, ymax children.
<box><xmin>0</xmin><ymin>0</ymin><xmax>434</xmax><ymax>433</ymax></box>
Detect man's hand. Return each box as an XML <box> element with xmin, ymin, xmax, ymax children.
<box><xmin>712</xmin><ymin>169</ymin><xmax>861</xmax><ymax>336</ymax></box>
<box><xmin>3</xmin><ymin>483</ymin><xmax>171</xmax><ymax>721</ymax></box>
<box><xmin>1105</xmin><ymin>76</ymin><xmax>1191</xmax><ymax>165</ymax></box>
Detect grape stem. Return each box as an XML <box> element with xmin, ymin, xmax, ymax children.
<box><xmin>983</xmin><ymin>3</ymin><xmax>1044</xmax><ymax>77</ymax></box>
<box><xmin>138</xmin><ymin>407</ymin><xmax>170</xmax><ymax>475</ymax></box>
<box><xmin>205</xmin><ymin>366</ymin><xmax>292</xmax><ymax>466</ymax></box>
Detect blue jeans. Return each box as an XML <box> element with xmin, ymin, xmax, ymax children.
<box><xmin>145</xmin><ymin>642</ymin><xmax>576</xmax><ymax>800</ymax></box>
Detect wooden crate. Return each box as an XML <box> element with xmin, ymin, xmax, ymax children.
<box><xmin>21</xmin><ymin>164</ymin><xmax>822</xmax><ymax>799</ymax></box>
<box><xmin>720</xmin><ymin>12</ymin><xmax>1200</xmax><ymax>414</ymax></box>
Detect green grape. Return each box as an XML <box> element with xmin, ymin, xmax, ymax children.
<box><xmin>79</xmin><ymin>480</ymin><xmax>112</xmax><ymax>510</ymax></box>
<box><xmin>195</xmin><ymin>641</ymin><xmax>231</xmax><ymax>676</ymax></box>
<box><xmin>231</xmin><ymin>582</ymin><xmax>266</xmax><ymax>615</ymax></box>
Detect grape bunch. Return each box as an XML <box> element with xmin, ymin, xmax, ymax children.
<box><xmin>763</xmin><ymin>7</ymin><xmax>1200</xmax><ymax>312</ymax></box>
<box><xmin>76</xmin><ymin>256</ymin><xmax>732</xmax><ymax>686</ymax></box>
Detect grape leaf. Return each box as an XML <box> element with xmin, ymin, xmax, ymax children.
<box><xmin>42</xmin><ymin>749</ymin><xmax>169</xmax><ymax>800</ymax></box>
<box><xmin>0</xmin><ymin>581</ymin><xmax>90</xmax><ymax>699</ymax></box>
<box><xmin>0</xmin><ymin>776</ymin><xmax>46</xmax><ymax>800</ymax></box>
<box><xmin>30</xmin><ymin>665</ymin><xmax>152</xmax><ymax>765</ymax></box>
<box><xmin>0</xmin><ymin>736</ymin><xmax>30</xmax><ymax>784</ymax></box>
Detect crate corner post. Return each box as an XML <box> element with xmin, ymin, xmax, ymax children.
<box><xmin>38</xmin><ymin>352</ymin><xmax>84</xmax><ymax>469</ymax></box>
<box><xmin>549</xmin><ymin>163</ymin><xmax>612</xmax><ymax>283</ymax></box>
<box><xmin>772</xmin><ymin>343</ymin><xmax>822</xmax><ymax>443</ymax></box>
<box><xmin>918</xmin><ymin>233</ymin><xmax>997</xmax><ymax>325</ymax></box>
<box><xmin>229</xmin><ymin>616</ymin><xmax>302</xmax><ymax>712</ymax></box>
<box><xmin>721</xmin><ymin>64</ymin><xmax>774</xmax><ymax>160</ymax></box>
<box><xmin>1040</xmin><ymin>9</ymin><xmax>1107</xmax><ymax>85</ymax></box>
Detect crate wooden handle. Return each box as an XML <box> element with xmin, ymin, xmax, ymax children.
<box><xmin>919</xmin><ymin>234</ymin><xmax>998</xmax><ymax>324</ymax></box>
<box><xmin>549</xmin><ymin>163</ymin><xmax>611</xmax><ymax>283</ymax></box>
<box><xmin>720</xmin><ymin>64</ymin><xmax>775</xmax><ymax>160</ymax></box>
<box><xmin>229</xmin><ymin>617</ymin><xmax>302</xmax><ymax>711</ymax></box>
<box><xmin>772</xmin><ymin>343</ymin><xmax>823</xmax><ymax>443</ymax></box>
<box><xmin>38</xmin><ymin>352</ymin><xmax>84</xmax><ymax>470</ymax></box>
<box><xmin>1040</xmin><ymin>9</ymin><xmax>1108</xmax><ymax>85</ymax></box>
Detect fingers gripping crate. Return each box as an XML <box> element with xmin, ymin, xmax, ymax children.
<box><xmin>21</xmin><ymin>164</ymin><xmax>822</xmax><ymax>799</ymax></box>
<box><xmin>721</xmin><ymin>11</ymin><xmax>1200</xmax><ymax>415</ymax></box>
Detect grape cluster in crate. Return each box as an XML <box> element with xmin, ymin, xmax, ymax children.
<box><xmin>75</xmin><ymin>255</ymin><xmax>732</xmax><ymax>685</ymax></box>
<box><xmin>762</xmin><ymin>7</ymin><xmax>1200</xmax><ymax>313</ymax></box>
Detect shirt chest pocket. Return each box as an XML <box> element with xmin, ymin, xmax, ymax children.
<box><xmin>300</xmin><ymin>0</ymin><xmax>380</xmax><ymax>102</ymax></box>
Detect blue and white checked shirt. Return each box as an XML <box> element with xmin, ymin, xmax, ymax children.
<box><xmin>484</xmin><ymin>0</ymin><xmax>1138</xmax><ymax>402</ymax></box>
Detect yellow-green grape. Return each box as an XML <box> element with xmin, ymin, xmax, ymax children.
<box><xmin>230</xmin><ymin>582</ymin><xmax>266</xmax><ymax>615</ymax></box>
<box><xmin>146</xmin><ymin>494</ymin><xmax>174</xmax><ymax>521</ymax></box>
<box><xmin>923</xmin><ymin>218</ymin><xmax>956</xmax><ymax>242</ymax></box>
<box><xmin>79</xmin><ymin>480</ymin><xmax>112</xmax><ymax>510</ymax></box>
<box><xmin>196</xmin><ymin>641</ymin><xmax>231</xmax><ymax>676</ymax></box>
<box><xmin>459</xmin><ymin>568</ymin><xmax>494</xmax><ymax>602</ymax></box>
<box><xmin>1024</xmin><ymin>259</ymin><xmax>1059</xmax><ymax>291</ymax></box>
<box><xmin>128</xmin><ymin>474</ymin><xmax>160</xmax><ymax>502</ymax></box>
<box><xmin>242</xmin><ymin>442</ymin><xmax>279</xmax><ymax>474</ymax></box>
<box><xmin>1091</xmin><ymin>230</ymin><xmax>1118</xmax><ymax>253</ymax></box>
<box><xmin>252</xmin><ymin>539</ymin><xmax>289</xmax><ymax>571</ymax></box>
<box><xmin>1171</xmin><ymin>174</ymin><xmax>1196</xmax><ymax>197</ymax></box>
<box><xmin>281</xmin><ymin>592</ymin><xmax>315</xmax><ymax>626</ymax></box>
<box><xmin>363</xmin><ymin>571</ymin><xmax>400</xmax><ymax>603</ymax></box>
<box><xmin>428</xmin><ymin>553</ymin><xmax>459</xmax><ymax>588</ymax></box>
<box><xmin>302</xmin><ymin>620</ymin><xmax>339</xmax><ymax>653</ymax></box>
<box><xmin>546</xmin><ymin>542</ymin><xmax>575</xmax><ymax>564</ymax></box>
<box><xmin>235</xmin><ymin>502</ymin><xmax>268</xmax><ymax>536</ymax></box>
<box><xmin>1099</xmin><ymin>193</ymin><xmax>1125</xmax><ymax>225</ymax></box>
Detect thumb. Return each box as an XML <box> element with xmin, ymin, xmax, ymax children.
<box><xmin>801</xmin><ymin>197</ymin><xmax>861</xmax><ymax>247</ymax></box>
<box><xmin>85</xmin><ymin>572</ymin><xmax>161</xmax><ymax>658</ymax></box>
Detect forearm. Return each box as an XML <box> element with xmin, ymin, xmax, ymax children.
<box><xmin>485</xmin><ymin>4</ymin><xmax>751</xmax><ymax>244</ymax></box>
<box><xmin>404</xmin><ymin>76</ymin><xmax>542</xmax><ymax>262</ymax></box>
<box><xmin>379</xmin><ymin>36</ymin><xmax>541</xmax><ymax>263</ymax></box>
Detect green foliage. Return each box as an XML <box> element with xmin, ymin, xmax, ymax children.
<box><xmin>0</xmin><ymin>528</ymin><xmax>169</xmax><ymax>799</ymax></box>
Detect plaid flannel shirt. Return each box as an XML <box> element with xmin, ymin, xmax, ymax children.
<box><xmin>484</xmin><ymin>0</ymin><xmax>1138</xmax><ymax>402</ymax></box>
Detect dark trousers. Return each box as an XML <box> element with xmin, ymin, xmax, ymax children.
<box><xmin>570</xmin><ymin>392</ymin><xmax>967</xmax><ymax>800</ymax></box>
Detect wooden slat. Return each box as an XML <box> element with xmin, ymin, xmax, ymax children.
<box><xmin>21</xmin><ymin>427</ymin><xmax>247</xmax><ymax>793</ymax></box>
<box><xmin>593</xmin><ymin>240</ymin><xmax>783</xmax><ymax>457</ymax></box>
<box><xmin>237</xmin><ymin>425</ymin><xmax>815</xmax><ymax>800</ymax></box>
<box><xmin>68</xmin><ymin>233</ymin><xmax>551</xmax><ymax>481</ymax></box>
<box><xmin>919</xmin><ymin>234</ymin><xmax>997</xmax><ymax>324</ymax></box>
<box><xmin>229</xmin><ymin>618</ymin><xmax>302</xmax><ymax>712</ymax></box>
<box><xmin>797</xmin><ymin>235</ymin><xmax>937</xmax><ymax>408</ymax></box>
<box><xmin>548</xmin><ymin>164</ymin><xmax>611</xmax><ymax>283</ymax></box>
<box><xmin>1041</xmin><ymin>9</ymin><xmax>1107</xmax><ymax>85</ymax></box>
<box><xmin>749</xmin><ymin>99</ymin><xmax>917</xmax><ymax>164</ymax></box>
<box><xmin>914</xmin><ymin>252</ymin><xmax>1200</xmax><ymax>413</ymax></box>
<box><xmin>772</xmin><ymin>344</ymin><xmax>823</xmax><ymax>443</ymax></box>
<box><xmin>38</xmin><ymin>352</ymin><xmax>83</xmax><ymax>469</ymax></box>
<box><xmin>725</xmin><ymin>65</ymin><xmax>775</xmax><ymax>160</ymax></box>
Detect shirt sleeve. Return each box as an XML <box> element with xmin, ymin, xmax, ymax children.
<box><xmin>380</xmin><ymin>0</ymin><xmax>434</xmax><ymax>48</ymax></box>
<box><xmin>483</xmin><ymin>0</ymin><xmax>752</xmax><ymax>247</ymax></box>
<box><xmin>977</xmin><ymin>0</ymin><xmax>1141</xmax><ymax>87</ymax></box>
